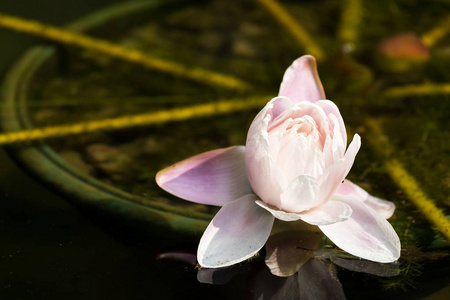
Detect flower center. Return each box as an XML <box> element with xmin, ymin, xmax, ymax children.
<box><xmin>283</xmin><ymin>116</ymin><xmax>324</xmax><ymax>150</ymax></box>
<box><xmin>286</xmin><ymin>119</ymin><xmax>313</xmax><ymax>135</ymax></box>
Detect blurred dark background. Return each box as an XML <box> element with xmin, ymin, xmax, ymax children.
<box><xmin>0</xmin><ymin>1</ymin><xmax>224</xmax><ymax>299</ymax></box>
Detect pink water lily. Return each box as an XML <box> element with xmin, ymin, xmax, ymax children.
<box><xmin>156</xmin><ymin>55</ymin><xmax>401</xmax><ymax>269</ymax></box>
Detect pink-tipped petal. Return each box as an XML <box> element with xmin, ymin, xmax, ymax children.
<box><xmin>298</xmin><ymin>199</ymin><xmax>353</xmax><ymax>225</ymax></box>
<box><xmin>156</xmin><ymin>146</ymin><xmax>250</xmax><ymax>206</ymax></box>
<box><xmin>278</xmin><ymin>55</ymin><xmax>326</xmax><ymax>103</ymax></box>
<box><xmin>319</xmin><ymin>195</ymin><xmax>401</xmax><ymax>263</ymax></box>
<box><xmin>337</xmin><ymin>180</ymin><xmax>395</xmax><ymax>219</ymax></box>
<box><xmin>198</xmin><ymin>194</ymin><xmax>275</xmax><ymax>268</ymax></box>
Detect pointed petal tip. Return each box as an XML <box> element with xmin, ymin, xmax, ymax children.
<box><xmin>155</xmin><ymin>167</ymin><xmax>169</xmax><ymax>188</ymax></box>
<box><xmin>297</xmin><ymin>55</ymin><xmax>318</xmax><ymax>69</ymax></box>
<box><xmin>279</xmin><ymin>55</ymin><xmax>326</xmax><ymax>103</ymax></box>
<box><xmin>155</xmin><ymin>146</ymin><xmax>251</xmax><ymax>206</ymax></box>
<box><xmin>347</xmin><ymin>134</ymin><xmax>361</xmax><ymax>153</ymax></box>
<box><xmin>294</xmin><ymin>55</ymin><xmax>318</xmax><ymax>71</ymax></box>
<box><xmin>155</xmin><ymin>166</ymin><xmax>178</xmax><ymax>196</ymax></box>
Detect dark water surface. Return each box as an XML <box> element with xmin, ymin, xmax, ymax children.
<box><xmin>0</xmin><ymin>1</ymin><xmax>222</xmax><ymax>299</ymax></box>
<box><xmin>0</xmin><ymin>1</ymin><xmax>449</xmax><ymax>299</ymax></box>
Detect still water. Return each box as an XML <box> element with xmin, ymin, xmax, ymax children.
<box><xmin>0</xmin><ymin>1</ymin><xmax>220</xmax><ymax>299</ymax></box>
<box><xmin>0</xmin><ymin>0</ymin><xmax>449</xmax><ymax>299</ymax></box>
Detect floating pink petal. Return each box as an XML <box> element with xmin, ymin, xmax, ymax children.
<box><xmin>156</xmin><ymin>146</ymin><xmax>251</xmax><ymax>206</ymax></box>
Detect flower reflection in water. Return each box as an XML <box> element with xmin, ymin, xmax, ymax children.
<box><xmin>157</xmin><ymin>237</ymin><xmax>400</xmax><ymax>300</ymax></box>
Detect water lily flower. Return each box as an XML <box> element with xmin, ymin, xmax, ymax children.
<box><xmin>156</xmin><ymin>55</ymin><xmax>401</xmax><ymax>269</ymax></box>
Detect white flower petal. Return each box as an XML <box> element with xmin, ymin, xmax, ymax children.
<box><xmin>329</xmin><ymin>113</ymin><xmax>345</xmax><ymax>161</ymax></box>
<box><xmin>342</xmin><ymin>134</ymin><xmax>362</xmax><ymax>179</ymax></box>
<box><xmin>298</xmin><ymin>198</ymin><xmax>353</xmax><ymax>225</ymax></box>
<box><xmin>365</xmin><ymin>194</ymin><xmax>396</xmax><ymax>219</ymax></box>
<box><xmin>319</xmin><ymin>195</ymin><xmax>401</xmax><ymax>263</ymax></box>
<box><xmin>255</xmin><ymin>197</ymin><xmax>351</xmax><ymax>226</ymax></box>
<box><xmin>316</xmin><ymin>100</ymin><xmax>347</xmax><ymax>146</ymax></box>
<box><xmin>256</xmin><ymin>200</ymin><xmax>303</xmax><ymax>222</ymax></box>
<box><xmin>317</xmin><ymin>158</ymin><xmax>345</xmax><ymax>203</ymax></box>
<box><xmin>246</xmin><ymin>127</ymin><xmax>285</xmax><ymax>208</ymax></box>
<box><xmin>318</xmin><ymin>134</ymin><xmax>361</xmax><ymax>205</ymax></box>
<box><xmin>337</xmin><ymin>180</ymin><xmax>395</xmax><ymax>219</ymax></box>
<box><xmin>280</xmin><ymin>175</ymin><xmax>319</xmax><ymax>212</ymax></box>
<box><xmin>198</xmin><ymin>194</ymin><xmax>275</xmax><ymax>268</ymax></box>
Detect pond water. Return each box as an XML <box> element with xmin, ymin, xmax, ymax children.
<box><xmin>0</xmin><ymin>1</ymin><xmax>221</xmax><ymax>299</ymax></box>
<box><xmin>0</xmin><ymin>0</ymin><xmax>449</xmax><ymax>299</ymax></box>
